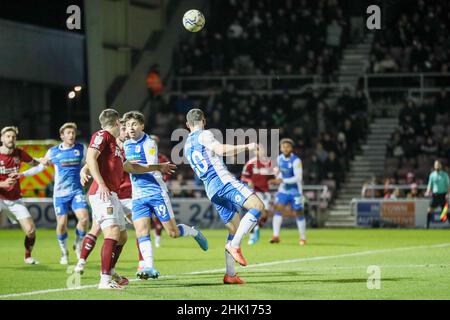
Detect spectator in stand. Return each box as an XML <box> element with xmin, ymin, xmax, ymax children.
<box><xmin>435</xmin><ymin>89</ymin><xmax>450</xmax><ymax>115</ymax></box>
<box><xmin>420</xmin><ymin>136</ymin><xmax>439</xmax><ymax>156</ymax></box>
<box><xmin>390</xmin><ymin>188</ymin><xmax>402</xmax><ymax>199</ymax></box>
<box><xmin>407</xmin><ymin>183</ymin><xmax>421</xmax><ymax>199</ymax></box>
<box><xmin>323</xmin><ymin>151</ymin><xmax>342</xmax><ymax>188</ymax></box>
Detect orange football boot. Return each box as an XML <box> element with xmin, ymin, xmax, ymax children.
<box><xmin>269</xmin><ymin>236</ymin><xmax>280</xmax><ymax>243</ymax></box>
<box><xmin>225</xmin><ymin>242</ymin><xmax>248</xmax><ymax>266</ymax></box>
<box><xmin>223</xmin><ymin>273</ymin><xmax>246</xmax><ymax>284</ymax></box>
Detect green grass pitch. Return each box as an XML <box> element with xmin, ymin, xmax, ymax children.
<box><xmin>0</xmin><ymin>228</ymin><xmax>449</xmax><ymax>300</ymax></box>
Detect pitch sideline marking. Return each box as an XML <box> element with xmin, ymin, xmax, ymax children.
<box><xmin>0</xmin><ymin>242</ymin><xmax>449</xmax><ymax>299</ymax></box>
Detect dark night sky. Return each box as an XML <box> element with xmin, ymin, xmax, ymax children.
<box><xmin>0</xmin><ymin>0</ymin><xmax>84</xmax><ymax>32</ymax></box>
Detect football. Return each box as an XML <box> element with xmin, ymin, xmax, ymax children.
<box><xmin>182</xmin><ymin>9</ymin><xmax>205</xmax><ymax>32</ymax></box>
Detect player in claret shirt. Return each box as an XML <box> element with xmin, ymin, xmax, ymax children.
<box><xmin>241</xmin><ymin>144</ymin><xmax>275</xmax><ymax>245</ymax></box>
<box><xmin>0</xmin><ymin>126</ymin><xmax>47</xmax><ymax>264</ymax></box>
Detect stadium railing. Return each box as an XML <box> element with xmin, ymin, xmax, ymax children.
<box><xmin>169</xmin><ymin>75</ymin><xmax>355</xmax><ymax>96</ymax></box>
<box><xmin>362</xmin><ymin>73</ymin><xmax>450</xmax><ymax>101</ymax></box>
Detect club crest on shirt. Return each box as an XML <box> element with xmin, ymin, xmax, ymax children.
<box><xmin>74</xmin><ymin>149</ymin><xmax>80</xmax><ymax>156</ymax></box>
<box><xmin>235</xmin><ymin>195</ymin><xmax>242</xmax><ymax>203</ymax></box>
<box><xmin>14</xmin><ymin>157</ymin><xmax>20</xmax><ymax>164</ymax></box>
<box><xmin>93</xmin><ymin>135</ymin><xmax>103</xmax><ymax>148</ymax></box>
<box><xmin>135</xmin><ymin>145</ymin><xmax>141</xmax><ymax>153</ymax></box>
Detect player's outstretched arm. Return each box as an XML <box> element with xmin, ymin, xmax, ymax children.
<box><xmin>8</xmin><ymin>153</ymin><xmax>51</xmax><ymax>179</ymax></box>
<box><xmin>212</xmin><ymin>142</ymin><xmax>257</xmax><ymax>156</ymax></box>
<box><xmin>123</xmin><ymin>161</ymin><xmax>176</xmax><ymax>175</ymax></box>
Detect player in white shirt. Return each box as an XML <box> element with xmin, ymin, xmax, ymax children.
<box><xmin>184</xmin><ymin>109</ymin><xmax>265</xmax><ymax>284</ymax></box>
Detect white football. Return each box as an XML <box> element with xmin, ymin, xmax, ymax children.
<box><xmin>182</xmin><ymin>9</ymin><xmax>205</xmax><ymax>32</ymax></box>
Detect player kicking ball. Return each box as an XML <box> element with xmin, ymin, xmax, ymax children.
<box><xmin>16</xmin><ymin>123</ymin><xmax>90</xmax><ymax>265</ymax></box>
<box><xmin>122</xmin><ymin>111</ymin><xmax>208</xmax><ymax>281</ymax></box>
<box><xmin>184</xmin><ymin>109</ymin><xmax>265</xmax><ymax>284</ymax></box>
<box><xmin>0</xmin><ymin>126</ymin><xmax>46</xmax><ymax>265</ymax></box>
<box><xmin>268</xmin><ymin>138</ymin><xmax>306</xmax><ymax>245</ymax></box>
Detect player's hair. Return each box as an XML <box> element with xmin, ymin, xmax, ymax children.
<box><xmin>280</xmin><ymin>138</ymin><xmax>294</xmax><ymax>146</ymax></box>
<box><xmin>122</xmin><ymin>111</ymin><xmax>145</xmax><ymax>125</ymax></box>
<box><xmin>59</xmin><ymin>122</ymin><xmax>77</xmax><ymax>135</ymax></box>
<box><xmin>186</xmin><ymin>108</ymin><xmax>205</xmax><ymax>126</ymax></box>
<box><xmin>99</xmin><ymin>109</ymin><xmax>120</xmax><ymax>128</ymax></box>
<box><xmin>1</xmin><ymin>126</ymin><xmax>19</xmax><ymax>136</ymax></box>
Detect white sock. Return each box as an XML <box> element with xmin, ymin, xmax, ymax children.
<box><xmin>225</xmin><ymin>238</ymin><xmax>235</xmax><ymax>276</ymax></box>
<box><xmin>155</xmin><ymin>235</ymin><xmax>161</xmax><ymax>246</ymax></box>
<box><xmin>231</xmin><ymin>210</ymin><xmax>260</xmax><ymax>248</ymax></box>
<box><xmin>57</xmin><ymin>233</ymin><xmax>68</xmax><ymax>255</ymax></box>
<box><xmin>252</xmin><ymin>225</ymin><xmax>259</xmax><ymax>234</ymax></box>
<box><xmin>138</xmin><ymin>237</ymin><xmax>154</xmax><ymax>269</ymax></box>
<box><xmin>100</xmin><ymin>273</ymin><xmax>111</xmax><ymax>284</ymax></box>
<box><xmin>272</xmin><ymin>213</ymin><xmax>283</xmax><ymax>237</ymax></box>
<box><xmin>177</xmin><ymin>224</ymin><xmax>199</xmax><ymax>237</ymax></box>
<box><xmin>296</xmin><ymin>217</ymin><xmax>306</xmax><ymax>240</ymax></box>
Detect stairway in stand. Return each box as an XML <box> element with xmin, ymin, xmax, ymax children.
<box><xmin>325</xmin><ymin>118</ymin><xmax>398</xmax><ymax>227</ymax></box>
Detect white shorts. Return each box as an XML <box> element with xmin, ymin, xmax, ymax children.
<box><xmin>256</xmin><ymin>192</ymin><xmax>271</xmax><ymax>210</ymax></box>
<box><xmin>0</xmin><ymin>199</ymin><xmax>32</xmax><ymax>224</ymax></box>
<box><xmin>89</xmin><ymin>192</ymin><xmax>126</xmax><ymax>231</ymax></box>
<box><xmin>119</xmin><ymin>198</ymin><xmax>132</xmax><ymax>217</ymax></box>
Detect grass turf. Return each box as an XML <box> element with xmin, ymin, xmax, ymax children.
<box><xmin>0</xmin><ymin>228</ymin><xmax>449</xmax><ymax>300</ymax></box>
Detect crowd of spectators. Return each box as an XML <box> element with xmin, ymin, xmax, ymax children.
<box><xmin>174</xmin><ymin>0</ymin><xmax>350</xmax><ymax>79</ymax></box>
<box><xmin>368</xmin><ymin>0</ymin><xmax>450</xmax><ymax>73</ymax></box>
<box><xmin>154</xmin><ymin>85</ymin><xmax>369</xmax><ymax>198</ymax></box>
<box><xmin>383</xmin><ymin>91</ymin><xmax>450</xmax><ymax>192</ymax></box>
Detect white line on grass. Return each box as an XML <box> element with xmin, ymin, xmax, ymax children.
<box><xmin>1</xmin><ymin>242</ymin><xmax>449</xmax><ymax>299</ymax></box>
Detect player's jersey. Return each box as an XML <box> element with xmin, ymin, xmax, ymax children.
<box><xmin>277</xmin><ymin>153</ymin><xmax>303</xmax><ymax>195</ymax></box>
<box><xmin>118</xmin><ymin>170</ymin><xmax>132</xmax><ymax>199</ymax></box>
<box><xmin>46</xmin><ymin>143</ymin><xmax>85</xmax><ymax>197</ymax></box>
<box><xmin>241</xmin><ymin>157</ymin><xmax>274</xmax><ymax>192</ymax></box>
<box><xmin>123</xmin><ymin>133</ymin><xmax>167</xmax><ymax>199</ymax></box>
<box><xmin>0</xmin><ymin>148</ymin><xmax>33</xmax><ymax>200</ymax></box>
<box><xmin>88</xmin><ymin>130</ymin><xmax>124</xmax><ymax>195</ymax></box>
<box><xmin>184</xmin><ymin>129</ymin><xmax>242</xmax><ymax>199</ymax></box>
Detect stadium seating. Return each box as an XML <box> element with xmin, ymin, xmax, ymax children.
<box><xmin>368</xmin><ymin>0</ymin><xmax>450</xmax><ymax>74</ymax></box>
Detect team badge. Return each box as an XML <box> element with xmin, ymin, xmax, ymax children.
<box><xmin>74</xmin><ymin>149</ymin><xmax>80</xmax><ymax>156</ymax></box>
<box><xmin>135</xmin><ymin>145</ymin><xmax>141</xmax><ymax>153</ymax></box>
<box><xmin>149</xmin><ymin>148</ymin><xmax>155</xmax><ymax>156</ymax></box>
<box><xmin>235</xmin><ymin>195</ymin><xmax>242</xmax><ymax>203</ymax></box>
<box><xmin>93</xmin><ymin>135</ymin><xmax>103</xmax><ymax>148</ymax></box>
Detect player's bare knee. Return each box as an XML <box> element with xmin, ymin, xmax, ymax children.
<box><xmin>254</xmin><ymin>198</ymin><xmax>264</xmax><ymax>212</ymax></box>
<box><xmin>79</xmin><ymin>216</ymin><xmax>89</xmax><ymax>228</ymax></box>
